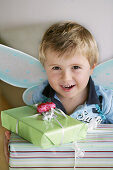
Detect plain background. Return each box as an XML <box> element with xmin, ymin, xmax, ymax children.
<box><xmin>0</xmin><ymin>0</ymin><xmax>113</xmax><ymax>62</ymax></box>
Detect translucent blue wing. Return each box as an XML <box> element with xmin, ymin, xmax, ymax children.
<box><xmin>23</xmin><ymin>85</ymin><xmax>40</xmax><ymax>105</ymax></box>
<box><xmin>0</xmin><ymin>44</ymin><xmax>47</xmax><ymax>88</ymax></box>
<box><xmin>22</xmin><ymin>80</ymin><xmax>49</xmax><ymax>105</ymax></box>
<box><xmin>92</xmin><ymin>58</ymin><xmax>113</xmax><ymax>90</ymax></box>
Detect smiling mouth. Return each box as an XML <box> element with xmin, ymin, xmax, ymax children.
<box><xmin>61</xmin><ymin>84</ymin><xmax>75</xmax><ymax>90</ymax></box>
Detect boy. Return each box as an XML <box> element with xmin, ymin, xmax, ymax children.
<box><xmin>31</xmin><ymin>21</ymin><xmax>113</xmax><ymax>124</ymax></box>
<box><xmin>4</xmin><ymin>21</ymin><xmax>113</xmax><ymax>162</ymax></box>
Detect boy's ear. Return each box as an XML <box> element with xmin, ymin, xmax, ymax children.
<box><xmin>90</xmin><ymin>63</ymin><xmax>96</xmax><ymax>75</ymax></box>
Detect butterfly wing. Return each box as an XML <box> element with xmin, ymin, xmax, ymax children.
<box><xmin>23</xmin><ymin>80</ymin><xmax>49</xmax><ymax>105</ymax></box>
<box><xmin>1</xmin><ymin>44</ymin><xmax>113</xmax><ymax>105</ymax></box>
<box><xmin>0</xmin><ymin>44</ymin><xmax>47</xmax><ymax>88</ymax></box>
<box><xmin>92</xmin><ymin>59</ymin><xmax>113</xmax><ymax>90</ymax></box>
<box><xmin>22</xmin><ymin>85</ymin><xmax>40</xmax><ymax>105</ymax></box>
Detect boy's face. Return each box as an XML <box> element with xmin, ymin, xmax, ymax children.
<box><xmin>44</xmin><ymin>49</ymin><xmax>95</xmax><ymax>100</ymax></box>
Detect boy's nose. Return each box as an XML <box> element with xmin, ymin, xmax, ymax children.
<box><xmin>61</xmin><ymin>70</ymin><xmax>72</xmax><ymax>81</ymax></box>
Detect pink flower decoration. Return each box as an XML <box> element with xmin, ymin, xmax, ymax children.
<box><xmin>37</xmin><ymin>102</ymin><xmax>56</xmax><ymax>113</ymax></box>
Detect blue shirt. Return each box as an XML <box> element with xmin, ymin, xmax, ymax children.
<box><xmin>31</xmin><ymin>77</ymin><xmax>113</xmax><ymax>124</ymax></box>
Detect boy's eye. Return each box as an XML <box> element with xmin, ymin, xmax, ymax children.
<box><xmin>72</xmin><ymin>66</ymin><xmax>80</xmax><ymax>70</ymax></box>
<box><xmin>52</xmin><ymin>66</ymin><xmax>61</xmax><ymax>70</ymax></box>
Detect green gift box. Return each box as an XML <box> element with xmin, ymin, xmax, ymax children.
<box><xmin>1</xmin><ymin>105</ymin><xmax>88</xmax><ymax>149</ymax></box>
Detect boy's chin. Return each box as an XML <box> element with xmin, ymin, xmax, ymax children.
<box><xmin>56</xmin><ymin>92</ymin><xmax>76</xmax><ymax>100</ymax></box>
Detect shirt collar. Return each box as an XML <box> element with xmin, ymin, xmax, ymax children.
<box><xmin>87</xmin><ymin>77</ymin><xmax>100</xmax><ymax>105</ymax></box>
<box><xmin>42</xmin><ymin>77</ymin><xmax>100</xmax><ymax>105</ymax></box>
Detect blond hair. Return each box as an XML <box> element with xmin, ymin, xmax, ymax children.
<box><xmin>38</xmin><ymin>21</ymin><xmax>99</xmax><ymax>67</ymax></box>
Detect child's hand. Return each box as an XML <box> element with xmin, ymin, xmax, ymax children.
<box><xmin>4</xmin><ymin>130</ymin><xmax>11</xmax><ymax>163</ymax></box>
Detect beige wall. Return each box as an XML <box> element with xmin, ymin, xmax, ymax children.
<box><xmin>0</xmin><ymin>0</ymin><xmax>113</xmax><ymax>62</ymax></box>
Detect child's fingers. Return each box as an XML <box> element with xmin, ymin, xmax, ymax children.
<box><xmin>4</xmin><ymin>130</ymin><xmax>11</xmax><ymax>163</ymax></box>
<box><xmin>5</xmin><ymin>130</ymin><xmax>11</xmax><ymax>140</ymax></box>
